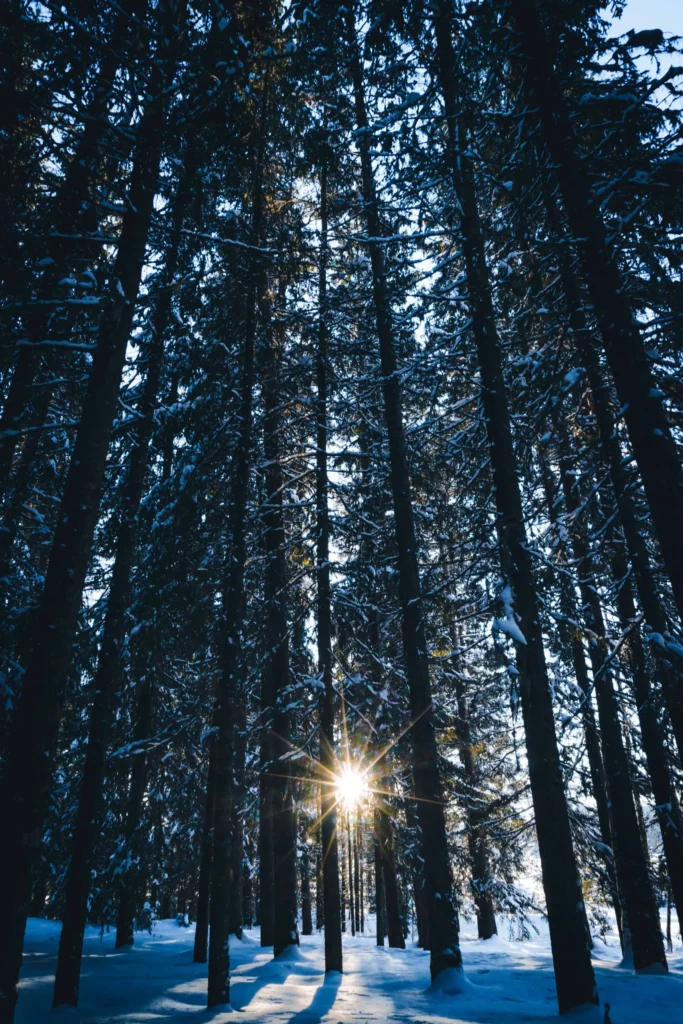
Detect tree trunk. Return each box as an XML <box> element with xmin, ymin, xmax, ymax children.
<box><xmin>115</xmin><ymin>670</ymin><xmax>154</xmax><ymax>949</ymax></box>
<box><xmin>261</xmin><ymin>298</ymin><xmax>299</xmax><ymax>960</ymax></box>
<box><xmin>193</xmin><ymin>740</ymin><xmax>216</xmax><ymax>963</ymax></box>
<box><xmin>452</xmin><ymin>674</ymin><xmax>497</xmax><ymax>940</ymax></box>
<box><xmin>374</xmin><ymin>778</ymin><xmax>405</xmax><ymax>950</ymax></box>
<box><xmin>552</xmin><ymin>430</ymin><xmax>667</xmax><ymax>973</ymax></box>
<box><xmin>315</xmin><ymin>156</ymin><xmax>343</xmax><ymax>973</ymax></box>
<box><xmin>53</xmin><ymin>151</ymin><xmax>190</xmax><ymax>1011</ymax></box>
<box><xmin>539</xmin><ymin>455</ymin><xmax>624</xmax><ymax>944</ymax></box>
<box><xmin>345</xmin><ymin>3</ymin><xmax>462</xmax><ymax>982</ymax></box>
<box><xmin>207</xmin><ymin>80</ymin><xmax>267</xmax><ymax>1006</ymax></box>
<box><xmin>431</xmin><ymin>2</ymin><xmax>597</xmax><ymax>1010</ymax></box>
<box><xmin>508</xmin><ymin>0</ymin><xmax>683</xmax><ymax>623</ymax></box>
<box><xmin>346</xmin><ymin>818</ymin><xmax>355</xmax><ymax>937</ymax></box>
<box><xmin>229</xmin><ymin>683</ymin><xmax>247</xmax><ymax>939</ymax></box>
<box><xmin>354</xmin><ymin>833</ymin><xmax>361</xmax><ymax>935</ymax></box>
<box><xmin>611</xmin><ymin>544</ymin><xmax>683</xmax><ymax>930</ymax></box>
<box><xmin>542</xmin><ymin>186</ymin><xmax>683</xmax><ymax>757</ymax></box>
<box><xmin>358</xmin><ymin>820</ymin><xmax>364</xmax><ymax>933</ymax></box>
<box><xmin>301</xmin><ymin>843</ymin><xmax>313</xmax><ymax>937</ymax></box>
<box><xmin>374</xmin><ymin>836</ymin><xmax>385</xmax><ymax>946</ymax></box>
<box><xmin>0</xmin><ymin>0</ymin><xmax>136</xmax><ymax>489</ymax></box>
<box><xmin>0</xmin><ymin>5</ymin><xmax>184</xmax><ymax>1016</ymax></box>
<box><xmin>259</xmin><ymin>668</ymin><xmax>275</xmax><ymax>947</ymax></box>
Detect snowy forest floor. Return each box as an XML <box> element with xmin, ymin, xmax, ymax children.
<box><xmin>17</xmin><ymin>915</ymin><xmax>682</xmax><ymax>1024</ymax></box>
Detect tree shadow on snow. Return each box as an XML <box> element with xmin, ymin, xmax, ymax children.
<box><xmin>285</xmin><ymin>972</ymin><xmax>342</xmax><ymax>1024</ymax></box>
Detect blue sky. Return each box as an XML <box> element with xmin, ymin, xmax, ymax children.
<box><xmin>609</xmin><ymin>0</ymin><xmax>683</xmax><ymax>37</ymax></box>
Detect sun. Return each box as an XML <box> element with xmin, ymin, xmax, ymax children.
<box><xmin>335</xmin><ymin>765</ymin><xmax>369</xmax><ymax>810</ymax></box>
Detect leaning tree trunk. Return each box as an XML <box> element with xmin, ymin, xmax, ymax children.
<box><xmin>508</xmin><ymin>0</ymin><xmax>683</xmax><ymax>624</ymax></box>
<box><xmin>538</xmin><ymin>454</ymin><xmax>624</xmax><ymax>944</ymax></box>
<box><xmin>0</xmin><ymin>5</ymin><xmax>185</xmax><ymax>1017</ymax></box>
<box><xmin>542</xmin><ymin>185</ymin><xmax>683</xmax><ymax>757</ymax></box>
<box><xmin>611</xmin><ymin>543</ymin><xmax>683</xmax><ymax>930</ymax></box>
<box><xmin>551</xmin><ymin>427</ymin><xmax>667</xmax><ymax>974</ymax></box>
<box><xmin>344</xmin><ymin>2</ymin><xmax>462</xmax><ymax>983</ymax></box>
<box><xmin>431</xmin><ymin>3</ymin><xmax>597</xmax><ymax>1010</ymax></box>
<box><xmin>0</xmin><ymin>0</ymin><xmax>138</xmax><ymax>491</ymax></box>
<box><xmin>315</xmin><ymin>156</ymin><xmax>343</xmax><ymax>974</ymax></box>
<box><xmin>52</xmin><ymin>155</ymin><xmax>191</xmax><ymax>1010</ymax></box>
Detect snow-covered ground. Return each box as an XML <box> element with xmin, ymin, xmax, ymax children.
<box><xmin>17</xmin><ymin>914</ymin><xmax>682</xmax><ymax>1023</ymax></box>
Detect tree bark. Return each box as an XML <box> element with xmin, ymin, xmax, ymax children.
<box><xmin>551</xmin><ymin>429</ymin><xmax>667</xmax><ymax>974</ymax></box>
<box><xmin>543</xmin><ymin>186</ymin><xmax>683</xmax><ymax>757</ymax></box>
<box><xmin>611</xmin><ymin>544</ymin><xmax>683</xmax><ymax>931</ymax></box>
<box><xmin>0</xmin><ymin>0</ymin><xmax>137</xmax><ymax>490</ymax></box>
<box><xmin>315</xmin><ymin>157</ymin><xmax>343</xmax><ymax>973</ymax></box>
<box><xmin>432</xmin><ymin>3</ymin><xmax>597</xmax><ymax>1010</ymax></box>
<box><xmin>207</xmin><ymin>76</ymin><xmax>266</xmax><ymax>1007</ymax></box>
<box><xmin>260</xmin><ymin>299</ymin><xmax>299</xmax><ymax>960</ymax></box>
<box><xmin>0</xmin><ymin>5</ymin><xmax>185</xmax><ymax>1016</ymax></box>
<box><xmin>452</xmin><ymin>674</ymin><xmax>497</xmax><ymax>940</ymax></box>
<box><xmin>374</xmin><ymin>835</ymin><xmax>385</xmax><ymax>946</ymax></box>
<box><xmin>508</xmin><ymin>0</ymin><xmax>683</xmax><ymax>623</ymax></box>
<box><xmin>301</xmin><ymin>843</ymin><xmax>313</xmax><ymax>937</ymax></box>
<box><xmin>346</xmin><ymin>817</ymin><xmax>355</xmax><ymax>937</ymax></box>
<box><xmin>193</xmin><ymin>740</ymin><xmax>216</xmax><ymax>963</ymax></box>
<box><xmin>115</xmin><ymin>671</ymin><xmax>154</xmax><ymax>948</ymax></box>
<box><xmin>539</xmin><ymin>455</ymin><xmax>624</xmax><ymax>944</ymax></box>
<box><xmin>53</xmin><ymin>148</ymin><xmax>190</xmax><ymax>1011</ymax></box>
<box><xmin>259</xmin><ymin>663</ymin><xmax>275</xmax><ymax>947</ymax></box>
<box><xmin>344</xmin><ymin>2</ymin><xmax>462</xmax><ymax>982</ymax></box>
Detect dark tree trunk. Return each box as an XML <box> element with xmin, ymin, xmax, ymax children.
<box><xmin>452</xmin><ymin>677</ymin><xmax>497</xmax><ymax>940</ymax></box>
<box><xmin>374</xmin><ymin>780</ymin><xmax>405</xmax><ymax>950</ymax></box>
<box><xmin>242</xmin><ymin>860</ymin><xmax>253</xmax><ymax>929</ymax></box>
<box><xmin>345</xmin><ymin>3</ymin><xmax>462</xmax><ymax>982</ymax></box>
<box><xmin>53</xmin><ymin>152</ymin><xmax>190</xmax><ymax>1011</ymax></box>
<box><xmin>358</xmin><ymin>821</ymin><xmax>364</xmax><ymax>933</ymax></box>
<box><xmin>115</xmin><ymin>671</ymin><xmax>154</xmax><ymax>949</ymax></box>
<box><xmin>259</xmin><ymin>671</ymin><xmax>275</xmax><ymax>947</ymax></box>
<box><xmin>315</xmin><ymin>157</ymin><xmax>343</xmax><ymax>974</ymax></box>
<box><xmin>508</xmin><ymin>0</ymin><xmax>683</xmax><ymax>624</ymax></box>
<box><xmin>0</xmin><ymin>0</ymin><xmax>136</xmax><ymax>489</ymax></box>
<box><xmin>0</xmin><ymin>5</ymin><xmax>184</xmax><ymax>1015</ymax></box>
<box><xmin>611</xmin><ymin>544</ymin><xmax>683</xmax><ymax>930</ymax></box>
<box><xmin>315</xmin><ymin>815</ymin><xmax>324</xmax><ymax>931</ymax></box>
<box><xmin>374</xmin><ymin>837</ymin><xmax>385</xmax><ymax>946</ymax></box>
<box><xmin>193</xmin><ymin>740</ymin><xmax>216</xmax><ymax>964</ymax></box>
<box><xmin>431</xmin><ymin>3</ymin><xmax>597</xmax><ymax>1010</ymax></box>
<box><xmin>353</xmin><ymin>821</ymin><xmax>361</xmax><ymax>934</ymax></box>
<box><xmin>261</xmin><ymin>301</ymin><xmax>299</xmax><ymax>960</ymax></box>
<box><xmin>301</xmin><ymin>843</ymin><xmax>313</xmax><ymax>937</ymax></box>
<box><xmin>539</xmin><ymin>456</ymin><xmax>624</xmax><ymax>944</ymax></box>
<box><xmin>341</xmin><ymin>835</ymin><xmax>347</xmax><ymax>933</ymax></box>
<box><xmin>229</xmin><ymin>685</ymin><xmax>247</xmax><ymax>939</ymax></box>
<box><xmin>346</xmin><ymin>818</ymin><xmax>355</xmax><ymax>937</ymax></box>
<box><xmin>207</xmin><ymin>80</ymin><xmax>267</xmax><ymax>1006</ymax></box>
<box><xmin>552</xmin><ymin>432</ymin><xmax>667</xmax><ymax>974</ymax></box>
<box><xmin>543</xmin><ymin>187</ymin><xmax>683</xmax><ymax>757</ymax></box>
